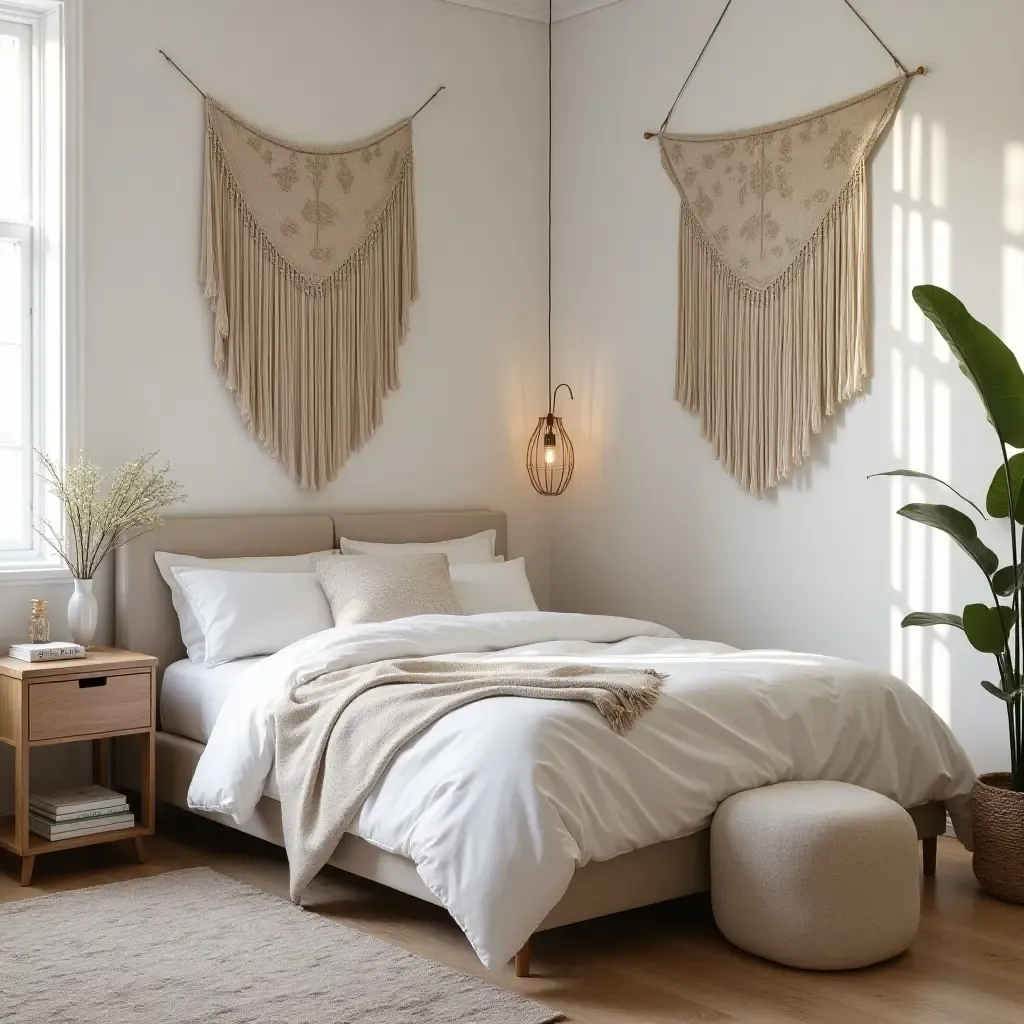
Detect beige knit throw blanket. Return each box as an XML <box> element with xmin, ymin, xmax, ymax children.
<box><xmin>274</xmin><ymin>658</ymin><xmax>665</xmax><ymax>902</ymax></box>
<box><xmin>659</xmin><ymin>76</ymin><xmax>906</xmax><ymax>494</ymax></box>
<box><xmin>202</xmin><ymin>100</ymin><xmax>417</xmax><ymax>489</ymax></box>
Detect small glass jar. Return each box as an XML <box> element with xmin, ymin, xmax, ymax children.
<box><xmin>29</xmin><ymin>598</ymin><xmax>50</xmax><ymax>644</ymax></box>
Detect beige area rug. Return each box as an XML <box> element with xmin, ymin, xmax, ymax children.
<box><xmin>0</xmin><ymin>868</ymin><xmax>563</xmax><ymax>1023</ymax></box>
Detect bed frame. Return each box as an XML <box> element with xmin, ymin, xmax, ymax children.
<box><xmin>114</xmin><ymin>511</ymin><xmax>946</xmax><ymax>977</ymax></box>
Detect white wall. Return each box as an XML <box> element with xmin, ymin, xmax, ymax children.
<box><xmin>550</xmin><ymin>0</ymin><xmax>1024</xmax><ymax>774</ymax></box>
<box><xmin>1</xmin><ymin>0</ymin><xmax>550</xmax><ymax>808</ymax></box>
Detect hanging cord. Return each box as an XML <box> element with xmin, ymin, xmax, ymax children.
<box><xmin>644</xmin><ymin>0</ymin><xmax>733</xmax><ymax>140</ymax></box>
<box><xmin>841</xmin><ymin>0</ymin><xmax>908</xmax><ymax>74</ymax></box>
<box><xmin>411</xmin><ymin>85</ymin><xmax>447</xmax><ymax>119</ymax></box>
<box><xmin>159</xmin><ymin>50</ymin><xmax>205</xmax><ymax>97</ymax></box>
<box><xmin>159</xmin><ymin>50</ymin><xmax>445</xmax><ymax>118</ymax></box>
<box><xmin>547</xmin><ymin>0</ymin><xmax>553</xmax><ymax>409</ymax></box>
<box><xmin>643</xmin><ymin>0</ymin><xmax>925</xmax><ymax>139</ymax></box>
<box><xmin>545</xmin><ymin>0</ymin><xmax>573</xmax><ymax>418</ymax></box>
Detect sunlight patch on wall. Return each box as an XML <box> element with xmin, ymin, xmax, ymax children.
<box><xmin>890</xmin><ymin>205</ymin><xmax>904</xmax><ymax>331</ymax></box>
<box><xmin>930</xmin><ymin>123</ymin><xmax>947</xmax><ymax>210</ymax></box>
<box><xmin>908</xmin><ymin>114</ymin><xmax>923</xmax><ymax>203</ymax></box>
<box><xmin>1002</xmin><ymin>244</ymin><xmax>1024</xmax><ymax>358</ymax></box>
<box><xmin>1003</xmin><ymin>142</ymin><xmax>1024</xmax><ymax>235</ymax></box>
<box><xmin>906</xmin><ymin>210</ymin><xmax>925</xmax><ymax>343</ymax></box>
<box><xmin>892</xmin><ymin>112</ymin><xmax>904</xmax><ymax>194</ymax></box>
<box><xmin>931</xmin><ymin>220</ymin><xmax>951</xmax><ymax>362</ymax></box>
<box><xmin>887</xmin><ymin>116</ymin><xmax>953</xmax><ymax>714</ymax></box>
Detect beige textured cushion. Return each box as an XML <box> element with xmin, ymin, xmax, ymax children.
<box><xmin>710</xmin><ymin>781</ymin><xmax>920</xmax><ymax>970</ymax></box>
<box><xmin>312</xmin><ymin>553</ymin><xmax>461</xmax><ymax>626</ymax></box>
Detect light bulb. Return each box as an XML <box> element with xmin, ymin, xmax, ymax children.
<box><xmin>544</xmin><ymin>445</ymin><xmax>556</xmax><ymax>465</ymax></box>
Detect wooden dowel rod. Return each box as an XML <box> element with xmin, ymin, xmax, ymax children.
<box><xmin>643</xmin><ymin>66</ymin><xmax>927</xmax><ymax>139</ymax></box>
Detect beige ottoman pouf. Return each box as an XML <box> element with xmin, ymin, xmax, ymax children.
<box><xmin>710</xmin><ymin>781</ymin><xmax>920</xmax><ymax>970</ymax></box>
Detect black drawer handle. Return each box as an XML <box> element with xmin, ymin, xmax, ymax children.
<box><xmin>78</xmin><ymin>677</ymin><xmax>107</xmax><ymax>689</ymax></box>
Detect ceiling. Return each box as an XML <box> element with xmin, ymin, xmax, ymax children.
<box><xmin>438</xmin><ymin>0</ymin><xmax>625</xmax><ymax>22</ymax></box>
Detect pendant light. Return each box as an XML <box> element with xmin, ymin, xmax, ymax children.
<box><xmin>527</xmin><ymin>0</ymin><xmax>574</xmax><ymax>497</ymax></box>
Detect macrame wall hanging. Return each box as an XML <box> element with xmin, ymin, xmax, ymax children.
<box><xmin>645</xmin><ymin>1</ymin><xmax>925</xmax><ymax>495</ymax></box>
<box><xmin>161</xmin><ymin>52</ymin><xmax>444</xmax><ymax>489</ymax></box>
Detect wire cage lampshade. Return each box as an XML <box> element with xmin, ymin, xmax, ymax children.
<box><xmin>527</xmin><ymin>384</ymin><xmax>574</xmax><ymax>496</ymax></box>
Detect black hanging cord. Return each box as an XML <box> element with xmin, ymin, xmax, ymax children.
<box><xmin>841</xmin><ymin>0</ymin><xmax>908</xmax><ymax>74</ymax></box>
<box><xmin>411</xmin><ymin>85</ymin><xmax>447</xmax><ymax>119</ymax></box>
<box><xmin>644</xmin><ymin>0</ymin><xmax>924</xmax><ymax>139</ymax></box>
<box><xmin>159</xmin><ymin>50</ymin><xmax>205</xmax><ymax>97</ymax></box>
<box><xmin>647</xmin><ymin>0</ymin><xmax>733</xmax><ymax>139</ymax></box>
<box><xmin>159</xmin><ymin>50</ymin><xmax>445</xmax><ymax>119</ymax></box>
<box><xmin>547</xmin><ymin>0</ymin><xmax>554</xmax><ymax>412</ymax></box>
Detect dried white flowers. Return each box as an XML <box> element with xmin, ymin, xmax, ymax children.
<box><xmin>34</xmin><ymin>450</ymin><xmax>186</xmax><ymax>579</ymax></box>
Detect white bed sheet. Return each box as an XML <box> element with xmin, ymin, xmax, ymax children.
<box><xmin>160</xmin><ymin>658</ymin><xmax>265</xmax><ymax>745</ymax></box>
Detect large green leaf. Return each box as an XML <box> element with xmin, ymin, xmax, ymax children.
<box><xmin>986</xmin><ymin>453</ymin><xmax>1024</xmax><ymax>523</ymax></box>
<box><xmin>962</xmin><ymin>603</ymin><xmax>1015</xmax><ymax>654</ymax></box>
<box><xmin>869</xmin><ymin>469</ymin><xmax>986</xmax><ymax>519</ymax></box>
<box><xmin>993</xmin><ymin>564</ymin><xmax>1024</xmax><ymax>596</ymax></box>
<box><xmin>913</xmin><ymin>285</ymin><xmax>1024</xmax><ymax>448</ymax></box>
<box><xmin>897</xmin><ymin>503</ymin><xmax>999</xmax><ymax>576</ymax></box>
<box><xmin>901</xmin><ymin>612</ymin><xmax>964</xmax><ymax>630</ymax></box>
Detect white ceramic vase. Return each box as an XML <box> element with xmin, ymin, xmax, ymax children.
<box><xmin>68</xmin><ymin>578</ymin><xmax>98</xmax><ymax>648</ymax></box>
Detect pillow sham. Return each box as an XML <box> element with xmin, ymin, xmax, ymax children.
<box><xmin>312</xmin><ymin>552</ymin><xmax>462</xmax><ymax>626</ymax></box>
<box><xmin>450</xmin><ymin>557</ymin><xmax>539</xmax><ymax>614</ymax></box>
<box><xmin>155</xmin><ymin>550</ymin><xmax>321</xmax><ymax>662</ymax></box>
<box><xmin>171</xmin><ymin>567</ymin><xmax>334</xmax><ymax>667</ymax></box>
<box><xmin>336</xmin><ymin>529</ymin><xmax>495</xmax><ymax>565</ymax></box>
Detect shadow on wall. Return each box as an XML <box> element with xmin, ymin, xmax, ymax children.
<box><xmin>886</xmin><ymin>109</ymin><xmax>1024</xmax><ymax>735</ymax></box>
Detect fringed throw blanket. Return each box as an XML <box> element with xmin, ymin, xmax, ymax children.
<box><xmin>202</xmin><ymin>101</ymin><xmax>418</xmax><ymax>489</ymax></box>
<box><xmin>659</xmin><ymin>77</ymin><xmax>905</xmax><ymax>494</ymax></box>
<box><xmin>274</xmin><ymin>658</ymin><xmax>664</xmax><ymax>901</ymax></box>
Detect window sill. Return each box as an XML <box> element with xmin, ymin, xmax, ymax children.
<box><xmin>0</xmin><ymin>564</ymin><xmax>73</xmax><ymax>585</ymax></box>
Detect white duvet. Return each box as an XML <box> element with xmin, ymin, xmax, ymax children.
<box><xmin>188</xmin><ymin>612</ymin><xmax>975</xmax><ymax>969</ymax></box>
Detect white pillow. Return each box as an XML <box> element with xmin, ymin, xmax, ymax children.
<box><xmin>337</xmin><ymin>529</ymin><xmax>495</xmax><ymax>565</ymax></box>
<box><xmin>155</xmin><ymin>550</ymin><xmax>321</xmax><ymax>662</ymax></box>
<box><xmin>170</xmin><ymin>567</ymin><xmax>334</xmax><ymax>667</ymax></box>
<box><xmin>450</xmin><ymin>558</ymin><xmax>538</xmax><ymax>614</ymax></box>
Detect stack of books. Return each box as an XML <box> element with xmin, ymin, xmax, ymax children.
<box><xmin>29</xmin><ymin>785</ymin><xmax>135</xmax><ymax>842</ymax></box>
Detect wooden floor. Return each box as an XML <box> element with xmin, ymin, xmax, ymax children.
<box><xmin>2</xmin><ymin>812</ymin><xmax>1023</xmax><ymax>1023</ymax></box>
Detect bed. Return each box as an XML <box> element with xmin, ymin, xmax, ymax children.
<box><xmin>114</xmin><ymin>511</ymin><xmax>970</xmax><ymax>977</ymax></box>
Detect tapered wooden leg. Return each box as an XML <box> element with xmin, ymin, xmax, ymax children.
<box><xmin>20</xmin><ymin>855</ymin><xmax>35</xmax><ymax>887</ymax></box>
<box><xmin>132</xmin><ymin>836</ymin><xmax>146</xmax><ymax>864</ymax></box>
<box><xmin>515</xmin><ymin>938</ymin><xmax>532</xmax><ymax>978</ymax></box>
<box><xmin>923</xmin><ymin>836</ymin><xmax>937</xmax><ymax>876</ymax></box>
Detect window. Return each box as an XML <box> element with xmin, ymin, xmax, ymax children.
<box><xmin>0</xmin><ymin>1</ymin><xmax>72</xmax><ymax>573</ymax></box>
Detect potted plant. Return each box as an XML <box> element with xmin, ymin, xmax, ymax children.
<box><xmin>871</xmin><ymin>285</ymin><xmax>1024</xmax><ymax>902</ymax></box>
<box><xmin>34</xmin><ymin>450</ymin><xmax>185</xmax><ymax>647</ymax></box>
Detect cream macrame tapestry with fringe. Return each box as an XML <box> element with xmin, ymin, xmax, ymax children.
<box><xmin>202</xmin><ymin>99</ymin><xmax>418</xmax><ymax>489</ymax></box>
<box><xmin>659</xmin><ymin>76</ymin><xmax>905</xmax><ymax>494</ymax></box>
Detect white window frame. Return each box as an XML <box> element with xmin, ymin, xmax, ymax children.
<box><xmin>0</xmin><ymin>0</ymin><xmax>79</xmax><ymax>583</ymax></box>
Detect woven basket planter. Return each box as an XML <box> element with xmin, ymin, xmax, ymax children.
<box><xmin>972</xmin><ymin>772</ymin><xmax>1024</xmax><ymax>903</ymax></box>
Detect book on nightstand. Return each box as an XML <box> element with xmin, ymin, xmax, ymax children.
<box><xmin>8</xmin><ymin>642</ymin><xmax>86</xmax><ymax>662</ymax></box>
<box><xmin>28</xmin><ymin>786</ymin><xmax>134</xmax><ymax>841</ymax></box>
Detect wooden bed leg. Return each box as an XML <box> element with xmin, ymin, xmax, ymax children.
<box><xmin>515</xmin><ymin>938</ymin><xmax>532</xmax><ymax>978</ymax></box>
<box><xmin>922</xmin><ymin>836</ymin><xmax>937</xmax><ymax>877</ymax></box>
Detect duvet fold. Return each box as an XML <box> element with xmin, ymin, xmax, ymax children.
<box><xmin>275</xmin><ymin>657</ymin><xmax>665</xmax><ymax>902</ymax></box>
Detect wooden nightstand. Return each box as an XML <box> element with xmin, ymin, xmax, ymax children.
<box><xmin>0</xmin><ymin>647</ymin><xmax>157</xmax><ymax>886</ymax></box>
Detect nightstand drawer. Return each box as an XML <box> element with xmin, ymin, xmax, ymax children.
<box><xmin>28</xmin><ymin>672</ymin><xmax>151</xmax><ymax>741</ymax></box>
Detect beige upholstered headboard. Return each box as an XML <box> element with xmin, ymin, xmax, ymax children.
<box><xmin>114</xmin><ymin>510</ymin><xmax>507</xmax><ymax>678</ymax></box>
